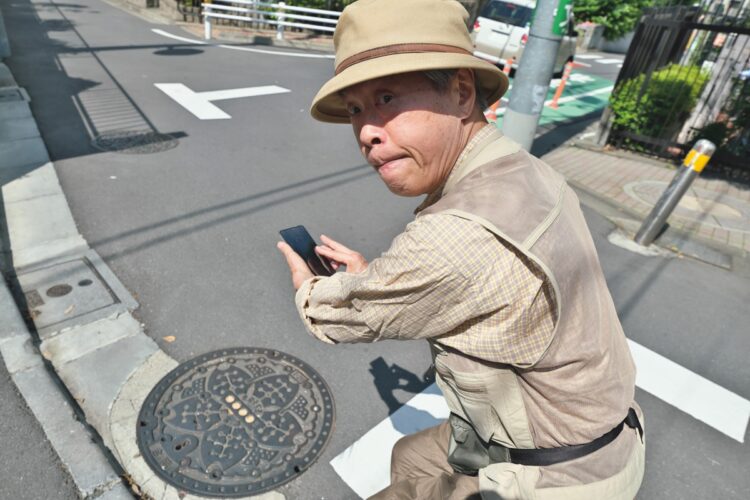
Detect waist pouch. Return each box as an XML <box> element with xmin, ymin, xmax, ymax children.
<box><xmin>447</xmin><ymin>409</ymin><xmax>643</xmax><ymax>475</ymax></box>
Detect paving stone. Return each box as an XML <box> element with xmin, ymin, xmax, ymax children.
<box><xmin>41</xmin><ymin>313</ymin><xmax>142</xmax><ymax>367</ymax></box>
<box><xmin>12</xmin><ymin>364</ymin><xmax>121</xmax><ymax>498</ymax></box>
<box><xmin>55</xmin><ymin>333</ymin><xmax>159</xmax><ymax>446</ymax></box>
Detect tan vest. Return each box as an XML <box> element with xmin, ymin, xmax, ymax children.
<box><xmin>421</xmin><ymin>130</ymin><xmax>645</xmax><ymax>498</ymax></box>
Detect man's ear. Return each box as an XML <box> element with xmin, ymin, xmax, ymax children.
<box><xmin>454</xmin><ymin>68</ymin><xmax>477</xmax><ymax>119</ymax></box>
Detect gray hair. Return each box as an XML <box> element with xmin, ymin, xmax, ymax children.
<box><xmin>423</xmin><ymin>69</ymin><xmax>489</xmax><ymax>111</ymax></box>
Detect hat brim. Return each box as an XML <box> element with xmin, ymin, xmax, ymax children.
<box><xmin>310</xmin><ymin>52</ymin><xmax>509</xmax><ymax>123</ymax></box>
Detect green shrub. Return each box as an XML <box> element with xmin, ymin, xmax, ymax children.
<box><xmin>610</xmin><ymin>64</ymin><xmax>709</xmax><ymax>140</ymax></box>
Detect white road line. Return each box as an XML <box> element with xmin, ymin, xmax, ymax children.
<box><xmin>154</xmin><ymin>83</ymin><xmax>290</xmax><ymax>120</ymax></box>
<box><xmin>596</xmin><ymin>58</ymin><xmax>625</xmax><ymax>64</ymax></box>
<box><xmin>150</xmin><ymin>28</ymin><xmax>335</xmax><ymax>59</ymax></box>
<box><xmin>574</xmin><ymin>53</ymin><xmax>603</xmax><ymax>59</ymax></box>
<box><xmin>331</xmin><ymin>340</ymin><xmax>750</xmax><ymax>498</ymax></box>
<box><xmin>627</xmin><ymin>340</ymin><xmax>750</xmax><ymax>443</ymax></box>
<box><xmin>330</xmin><ymin>384</ymin><xmax>449</xmax><ymax>499</ymax></box>
<box><xmin>218</xmin><ymin>44</ymin><xmax>335</xmax><ymax>59</ymax></box>
<box><xmin>151</xmin><ymin>28</ymin><xmax>207</xmax><ymax>45</ymax></box>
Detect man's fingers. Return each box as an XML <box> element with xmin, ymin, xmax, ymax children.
<box><xmin>277</xmin><ymin>241</ymin><xmax>303</xmax><ymax>266</ymax></box>
<box><xmin>320</xmin><ymin>234</ymin><xmax>354</xmax><ymax>254</ymax></box>
<box><xmin>315</xmin><ymin>245</ymin><xmax>351</xmax><ymax>265</ymax></box>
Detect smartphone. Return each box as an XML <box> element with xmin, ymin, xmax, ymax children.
<box><xmin>279</xmin><ymin>225</ymin><xmax>335</xmax><ymax>277</ymax></box>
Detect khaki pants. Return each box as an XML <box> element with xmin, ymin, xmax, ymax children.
<box><xmin>369</xmin><ymin>421</ymin><xmax>480</xmax><ymax>500</ymax></box>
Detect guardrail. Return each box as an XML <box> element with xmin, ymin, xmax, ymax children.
<box><xmin>202</xmin><ymin>1</ymin><xmax>341</xmax><ymax>41</ymax></box>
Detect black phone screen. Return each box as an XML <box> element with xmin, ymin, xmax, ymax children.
<box><xmin>279</xmin><ymin>226</ymin><xmax>335</xmax><ymax>277</ymax></box>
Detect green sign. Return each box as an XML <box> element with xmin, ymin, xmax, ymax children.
<box><xmin>552</xmin><ymin>0</ymin><xmax>574</xmax><ymax>36</ymax></box>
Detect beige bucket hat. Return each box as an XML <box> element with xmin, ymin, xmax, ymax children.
<box><xmin>311</xmin><ymin>0</ymin><xmax>509</xmax><ymax>123</ymax></box>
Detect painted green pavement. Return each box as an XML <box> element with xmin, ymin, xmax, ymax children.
<box><xmin>493</xmin><ymin>72</ymin><xmax>614</xmax><ymax>127</ymax></box>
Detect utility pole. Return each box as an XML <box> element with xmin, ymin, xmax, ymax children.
<box><xmin>501</xmin><ymin>0</ymin><xmax>571</xmax><ymax>150</ymax></box>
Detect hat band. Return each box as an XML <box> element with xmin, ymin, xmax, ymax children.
<box><xmin>335</xmin><ymin>43</ymin><xmax>472</xmax><ymax>75</ymax></box>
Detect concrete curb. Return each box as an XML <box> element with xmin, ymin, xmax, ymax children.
<box><xmin>0</xmin><ymin>28</ymin><xmax>285</xmax><ymax>500</ymax></box>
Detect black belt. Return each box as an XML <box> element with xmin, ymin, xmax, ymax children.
<box><xmin>490</xmin><ymin>408</ymin><xmax>644</xmax><ymax>467</ymax></box>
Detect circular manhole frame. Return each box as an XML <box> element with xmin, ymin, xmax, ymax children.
<box><xmin>136</xmin><ymin>347</ymin><xmax>335</xmax><ymax>497</ymax></box>
<box><xmin>91</xmin><ymin>129</ymin><xmax>178</xmax><ymax>154</ymax></box>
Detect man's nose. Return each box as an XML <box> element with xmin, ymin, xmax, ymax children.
<box><xmin>359</xmin><ymin>122</ymin><xmax>386</xmax><ymax>148</ymax></box>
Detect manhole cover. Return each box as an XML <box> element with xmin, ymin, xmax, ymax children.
<box><xmin>137</xmin><ymin>348</ymin><xmax>335</xmax><ymax>497</ymax></box>
<box><xmin>92</xmin><ymin>129</ymin><xmax>178</xmax><ymax>154</ymax></box>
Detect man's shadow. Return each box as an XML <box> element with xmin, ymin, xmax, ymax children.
<box><xmin>369</xmin><ymin>357</ymin><xmax>436</xmax><ymax>415</ymax></box>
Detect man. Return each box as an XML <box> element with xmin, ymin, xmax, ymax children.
<box><xmin>278</xmin><ymin>0</ymin><xmax>645</xmax><ymax>498</ymax></box>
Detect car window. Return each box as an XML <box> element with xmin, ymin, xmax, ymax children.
<box><xmin>480</xmin><ymin>1</ymin><xmax>533</xmax><ymax>27</ymax></box>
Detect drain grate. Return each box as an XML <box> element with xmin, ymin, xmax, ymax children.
<box><xmin>137</xmin><ymin>348</ymin><xmax>335</xmax><ymax>497</ymax></box>
<box><xmin>92</xmin><ymin>129</ymin><xmax>178</xmax><ymax>154</ymax></box>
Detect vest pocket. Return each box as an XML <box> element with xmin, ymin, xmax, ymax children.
<box><xmin>434</xmin><ymin>353</ymin><xmax>535</xmax><ymax>449</ymax></box>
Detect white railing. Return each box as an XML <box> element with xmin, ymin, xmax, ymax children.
<box><xmin>202</xmin><ymin>1</ymin><xmax>341</xmax><ymax>41</ymax></box>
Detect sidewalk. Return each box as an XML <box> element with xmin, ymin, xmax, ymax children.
<box><xmin>542</xmin><ymin>141</ymin><xmax>750</xmax><ymax>264</ymax></box>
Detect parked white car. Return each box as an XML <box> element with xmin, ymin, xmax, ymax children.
<box><xmin>471</xmin><ymin>0</ymin><xmax>576</xmax><ymax>76</ymax></box>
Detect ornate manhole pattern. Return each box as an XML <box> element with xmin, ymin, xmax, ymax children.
<box><xmin>92</xmin><ymin>129</ymin><xmax>178</xmax><ymax>154</ymax></box>
<box><xmin>137</xmin><ymin>348</ymin><xmax>335</xmax><ymax>497</ymax></box>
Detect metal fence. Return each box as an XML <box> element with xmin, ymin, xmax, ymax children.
<box><xmin>202</xmin><ymin>1</ymin><xmax>341</xmax><ymax>40</ymax></box>
<box><xmin>604</xmin><ymin>0</ymin><xmax>750</xmax><ymax>177</ymax></box>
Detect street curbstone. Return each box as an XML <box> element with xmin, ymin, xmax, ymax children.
<box><xmin>0</xmin><ymin>63</ymin><xmax>17</xmax><ymax>87</ymax></box>
<box><xmin>0</xmin><ymin>136</ymin><xmax>49</xmax><ymax>170</ymax></box>
<box><xmin>0</xmin><ymin>331</ymin><xmax>44</xmax><ymax>374</ymax></box>
<box><xmin>54</xmin><ymin>331</ymin><xmax>160</xmax><ymax>448</ymax></box>
<box><xmin>11</xmin><ymin>362</ymin><xmax>125</xmax><ymax>498</ymax></box>
<box><xmin>0</xmin><ymin>10</ymin><xmax>10</xmax><ymax>59</ymax></box>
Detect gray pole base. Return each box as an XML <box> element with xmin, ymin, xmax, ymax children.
<box><xmin>501</xmin><ymin>107</ymin><xmax>541</xmax><ymax>152</ymax></box>
<box><xmin>635</xmin><ymin>167</ymin><xmax>698</xmax><ymax>246</ymax></box>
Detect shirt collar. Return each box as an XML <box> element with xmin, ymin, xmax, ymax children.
<box><xmin>414</xmin><ymin>124</ymin><xmax>498</xmax><ymax>214</ymax></box>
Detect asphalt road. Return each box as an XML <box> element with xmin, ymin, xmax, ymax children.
<box><xmin>2</xmin><ymin>0</ymin><xmax>748</xmax><ymax>498</ymax></box>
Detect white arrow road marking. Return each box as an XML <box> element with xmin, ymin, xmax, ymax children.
<box><xmin>154</xmin><ymin>83</ymin><xmax>290</xmax><ymax>120</ymax></box>
<box><xmin>575</xmin><ymin>53</ymin><xmax>603</xmax><ymax>59</ymax></box>
<box><xmin>596</xmin><ymin>58</ymin><xmax>625</xmax><ymax>64</ymax></box>
<box><xmin>331</xmin><ymin>340</ymin><xmax>750</xmax><ymax>498</ymax></box>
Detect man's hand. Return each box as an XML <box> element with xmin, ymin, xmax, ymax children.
<box><xmin>315</xmin><ymin>235</ymin><xmax>369</xmax><ymax>274</ymax></box>
<box><xmin>277</xmin><ymin>241</ymin><xmax>315</xmax><ymax>290</ymax></box>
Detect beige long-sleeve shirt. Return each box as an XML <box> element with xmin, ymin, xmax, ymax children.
<box><xmin>294</xmin><ymin>126</ymin><xmax>556</xmax><ymax>366</ymax></box>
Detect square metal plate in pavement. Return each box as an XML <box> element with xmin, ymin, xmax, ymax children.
<box><xmin>16</xmin><ymin>251</ymin><xmax>137</xmax><ymax>338</ymax></box>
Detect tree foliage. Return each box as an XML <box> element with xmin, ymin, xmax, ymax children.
<box><xmin>574</xmin><ymin>0</ymin><xmax>654</xmax><ymax>40</ymax></box>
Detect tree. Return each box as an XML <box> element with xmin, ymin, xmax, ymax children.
<box><xmin>574</xmin><ymin>0</ymin><xmax>654</xmax><ymax>40</ymax></box>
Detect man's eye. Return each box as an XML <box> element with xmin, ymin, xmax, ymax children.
<box><xmin>346</xmin><ymin>104</ymin><xmax>361</xmax><ymax>116</ymax></box>
<box><xmin>379</xmin><ymin>94</ymin><xmax>393</xmax><ymax>104</ymax></box>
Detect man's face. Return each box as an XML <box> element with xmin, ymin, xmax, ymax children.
<box><xmin>341</xmin><ymin>71</ymin><xmax>471</xmax><ymax>197</ymax></box>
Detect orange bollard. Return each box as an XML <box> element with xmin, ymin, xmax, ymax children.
<box><xmin>485</xmin><ymin>99</ymin><xmax>500</xmax><ymax>122</ymax></box>
<box><xmin>503</xmin><ymin>56</ymin><xmax>514</xmax><ymax>76</ymax></box>
<box><xmin>549</xmin><ymin>61</ymin><xmax>573</xmax><ymax>109</ymax></box>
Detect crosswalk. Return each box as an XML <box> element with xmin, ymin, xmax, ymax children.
<box><xmin>575</xmin><ymin>53</ymin><xmax>624</xmax><ymax>67</ymax></box>
<box><xmin>331</xmin><ymin>337</ymin><xmax>750</xmax><ymax>498</ymax></box>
